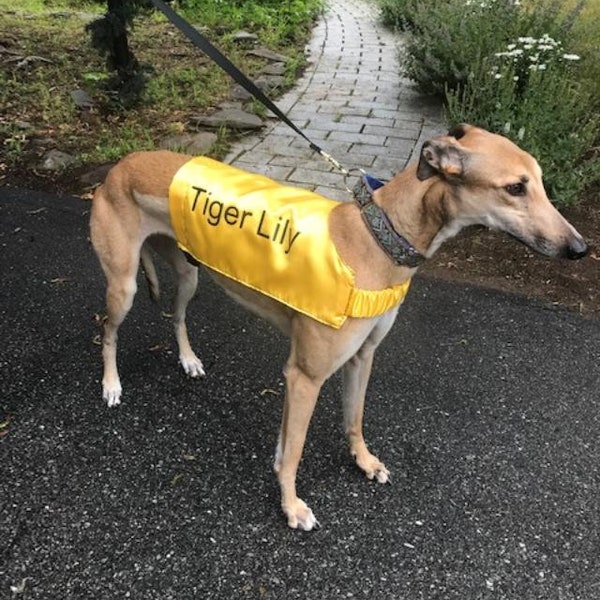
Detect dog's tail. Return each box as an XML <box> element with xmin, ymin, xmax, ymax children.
<box><xmin>140</xmin><ymin>242</ymin><xmax>161</xmax><ymax>303</ymax></box>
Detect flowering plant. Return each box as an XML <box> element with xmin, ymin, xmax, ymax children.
<box><xmin>383</xmin><ymin>0</ymin><xmax>599</xmax><ymax>205</ymax></box>
<box><xmin>446</xmin><ymin>34</ymin><xmax>597</xmax><ymax>205</ymax></box>
<box><xmin>492</xmin><ymin>34</ymin><xmax>580</xmax><ymax>92</ymax></box>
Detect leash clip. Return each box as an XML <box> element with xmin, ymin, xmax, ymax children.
<box><xmin>341</xmin><ymin>167</ymin><xmax>366</xmax><ymax>195</ymax></box>
<box><xmin>314</xmin><ymin>148</ymin><xmax>365</xmax><ymax>195</ymax></box>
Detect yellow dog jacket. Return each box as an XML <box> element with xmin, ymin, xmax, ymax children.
<box><xmin>169</xmin><ymin>157</ymin><xmax>411</xmax><ymax>328</ymax></box>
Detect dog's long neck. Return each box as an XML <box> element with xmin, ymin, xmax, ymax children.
<box><xmin>331</xmin><ymin>166</ymin><xmax>461</xmax><ymax>289</ymax></box>
<box><xmin>374</xmin><ymin>166</ymin><xmax>454</xmax><ymax>258</ymax></box>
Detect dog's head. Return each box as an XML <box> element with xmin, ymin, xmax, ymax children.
<box><xmin>416</xmin><ymin>124</ymin><xmax>588</xmax><ymax>260</ymax></box>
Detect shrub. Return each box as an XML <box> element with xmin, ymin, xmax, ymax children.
<box><xmin>379</xmin><ymin>0</ymin><xmax>419</xmax><ymax>30</ymax></box>
<box><xmin>400</xmin><ymin>0</ymin><xmax>522</xmax><ymax>95</ymax></box>
<box><xmin>385</xmin><ymin>0</ymin><xmax>599</xmax><ymax>206</ymax></box>
<box><xmin>446</xmin><ymin>49</ymin><xmax>599</xmax><ymax>206</ymax></box>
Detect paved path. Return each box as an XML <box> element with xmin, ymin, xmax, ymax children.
<box><xmin>226</xmin><ymin>0</ymin><xmax>443</xmax><ymax>200</ymax></box>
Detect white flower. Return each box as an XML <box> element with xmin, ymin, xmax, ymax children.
<box><xmin>518</xmin><ymin>36</ymin><xmax>536</xmax><ymax>44</ymax></box>
<box><xmin>517</xmin><ymin>127</ymin><xmax>525</xmax><ymax>141</ymax></box>
<box><xmin>494</xmin><ymin>73</ymin><xmax>502</xmax><ymax>79</ymax></box>
<box><xmin>563</xmin><ymin>53</ymin><xmax>581</xmax><ymax>61</ymax></box>
<box><xmin>497</xmin><ymin>48</ymin><xmax>523</xmax><ymax>58</ymax></box>
<box><xmin>539</xmin><ymin>34</ymin><xmax>558</xmax><ymax>46</ymax></box>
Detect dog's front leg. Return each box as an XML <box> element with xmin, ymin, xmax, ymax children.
<box><xmin>275</xmin><ymin>362</ymin><xmax>322</xmax><ymax>531</ymax></box>
<box><xmin>341</xmin><ymin>310</ymin><xmax>400</xmax><ymax>483</ymax></box>
<box><xmin>342</xmin><ymin>347</ymin><xmax>390</xmax><ymax>484</ymax></box>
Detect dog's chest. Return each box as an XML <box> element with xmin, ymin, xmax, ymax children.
<box><xmin>169</xmin><ymin>157</ymin><xmax>410</xmax><ymax>328</ymax></box>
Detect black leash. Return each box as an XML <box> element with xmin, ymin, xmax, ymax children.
<box><xmin>149</xmin><ymin>0</ymin><xmax>349</xmax><ymax>175</ymax></box>
<box><xmin>149</xmin><ymin>0</ymin><xmax>425</xmax><ymax>267</ymax></box>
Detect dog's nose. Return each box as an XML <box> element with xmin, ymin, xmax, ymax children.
<box><xmin>565</xmin><ymin>237</ymin><xmax>589</xmax><ymax>260</ymax></box>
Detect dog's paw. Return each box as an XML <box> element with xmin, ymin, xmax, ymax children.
<box><xmin>369</xmin><ymin>464</ymin><xmax>390</xmax><ymax>484</ymax></box>
<box><xmin>283</xmin><ymin>499</ymin><xmax>320</xmax><ymax>531</ymax></box>
<box><xmin>180</xmin><ymin>354</ymin><xmax>205</xmax><ymax>378</ymax></box>
<box><xmin>103</xmin><ymin>384</ymin><xmax>122</xmax><ymax>408</ymax></box>
<box><xmin>353</xmin><ymin>450</ymin><xmax>390</xmax><ymax>484</ymax></box>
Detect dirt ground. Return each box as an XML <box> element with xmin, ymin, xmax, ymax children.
<box><xmin>421</xmin><ymin>193</ymin><xmax>599</xmax><ymax>318</ymax></box>
<box><xmin>3</xmin><ymin>166</ymin><xmax>598</xmax><ymax>319</ymax></box>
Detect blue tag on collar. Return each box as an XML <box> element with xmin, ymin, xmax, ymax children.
<box><xmin>363</xmin><ymin>174</ymin><xmax>385</xmax><ymax>192</ymax></box>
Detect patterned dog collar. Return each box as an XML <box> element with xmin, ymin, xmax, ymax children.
<box><xmin>353</xmin><ymin>175</ymin><xmax>426</xmax><ymax>269</ymax></box>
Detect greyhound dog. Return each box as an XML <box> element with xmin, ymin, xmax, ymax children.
<box><xmin>90</xmin><ymin>124</ymin><xmax>588</xmax><ymax>530</ymax></box>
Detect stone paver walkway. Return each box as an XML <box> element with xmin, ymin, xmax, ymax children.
<box><xmin>225</xmin><ymin>0</ymin><xmax>443</xmax><ymax>200</ymax></box>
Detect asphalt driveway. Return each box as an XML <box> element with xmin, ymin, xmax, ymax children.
<box><xmin>1</xmin><ymin>188</ymin><xmax>599</xmax><ymax>599</ymax></box>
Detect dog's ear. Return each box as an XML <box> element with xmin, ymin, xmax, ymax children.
<box><xmin>447</xmin><ymin>123</ymin><xmax>473</xmax><ymax>140</ymax></box>
<box><xmin>417</xmin><ymin>139</ymin><xmax>466</xmax><ymax>181</ymax></box>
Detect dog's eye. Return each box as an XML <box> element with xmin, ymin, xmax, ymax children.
<box><xmin>505</xmin><ymin>182</ymin><xmax>526</xmax><ymax>196</ymax></box>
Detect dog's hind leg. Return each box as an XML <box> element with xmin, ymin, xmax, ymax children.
<box><xmin>145</xmin><ymin>236</ymin><xmax>205</xmax><ymax>379</ymax></box>
<box><xmin>90</xmin><ymin>187</ymin><xmax>144</xmax><ymax>407</ymax></box>
<box><xmin>92</xmin><ymin>237</ymin><xmax>141</xmax><ymax>406</ymax></box>
<box><xmin>102</xmin><ymin>267</ymin><xmax>138</xmax><ymax>407</ymax></box>
<box><xmin>140</xmin><ymin>242</ymin><xmax>160</xmax><ymax>303</ymax></box>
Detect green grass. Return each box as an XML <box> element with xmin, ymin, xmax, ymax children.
<box><xmin>180</xmin><ymin>0</ymin><xmax>323</xmax><ymax>46</ymax></box>
<box><xmin>0</xmin><ymin>0</ymin><xmax>100</xmax><ymax>12</ymax></box>
<box><xmin>79</xmin><ymin>124</ymin><xmax>155</xmax><ymax>164</ymax></box>
<box><xmin>0</xmin><ymin>0</ymin><xmax>322</xmax><ymax>179</ymax></box>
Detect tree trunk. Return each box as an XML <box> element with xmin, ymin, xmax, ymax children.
<box><xmin>106</xmin><ymin>0</ymin><xmax>139</xmax><ymax>76</ymax></box>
